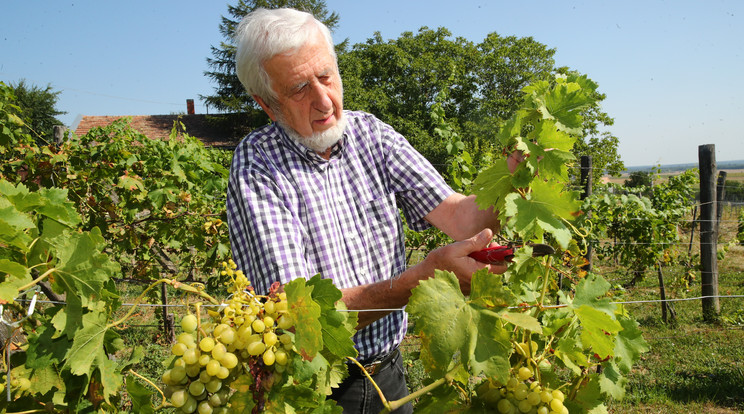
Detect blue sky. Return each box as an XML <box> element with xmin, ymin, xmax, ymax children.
<box><xmin>2</xmin><ymin>0</ymin><xmax>742</xmax><ymax>167</ymax></box>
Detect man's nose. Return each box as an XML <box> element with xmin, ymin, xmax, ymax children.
<box><xmin>311</xmin><ymin>84</ymin><xmax>333</xmax><ymax>113</ymax></box>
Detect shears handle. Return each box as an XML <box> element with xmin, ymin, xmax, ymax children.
<box><xmin>468</xmin><ymin>245</ymin><xmax>515</xmax><ymax>264</ymax></box>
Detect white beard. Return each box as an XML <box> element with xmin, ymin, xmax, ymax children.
<box><xmin>278</xmin><ymin>112</ymin><xmax>348</xmax><ymax>153</ymax></box>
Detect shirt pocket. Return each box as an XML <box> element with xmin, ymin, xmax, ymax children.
<box><xmin>364</xmin><ymin>193</ymin><xmax>405</xmax><ymax>277</ymax></box>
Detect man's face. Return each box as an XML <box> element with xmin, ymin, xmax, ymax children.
<box><xmin>259</xmin><ymin>30</ymin><xmax>344</xmax><ymax>142</ymax></box>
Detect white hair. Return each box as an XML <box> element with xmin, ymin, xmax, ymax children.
<box><xmin>234</xmin><ymin>8</ymin><xmax>337</xmax><ymax>107</ymax></box>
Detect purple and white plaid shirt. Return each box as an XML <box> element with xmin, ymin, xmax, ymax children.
<box><xmin>226</xmin><ymin>110</ymin><xmax>453</xmax><ymax>361</ymax></box>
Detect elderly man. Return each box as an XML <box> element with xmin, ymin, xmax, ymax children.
<box><xmin>226</xmin><ymin>7</ymin><xmax>507</xmax><ymax>413</ymax></box>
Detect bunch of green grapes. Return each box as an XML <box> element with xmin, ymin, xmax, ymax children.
<box><xmin>477</xmin><ymin>375</ymin><xmax>568</xmax><ymax>414</ymax></box>
<box><xmin>161</xmin><ymin>260</ymin><xmax>297</xmax><ymax>413</ymax></box>
<box><xmin>476</xmin><ymin>340</ymin><xmax>569</xmax><ymax>414</ymax></box>
<box><xmin>0</xmin><ymin>372</ymin><xmax>32</xmax><ymax>400</ymax></box>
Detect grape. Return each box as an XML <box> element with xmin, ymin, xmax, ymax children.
<box><xmin>263</xmin><ymin>316</ymin><xmax>274</xmax><ymax>328</ymax></box>
<box><xmin>247</xmin><ymin>341</ymin><xmax>266</xmax><ymax>356</ymax></box>
<box><xmin>264</xmin><ymin>332</ymin><xmax>278</xmax><ymax>347</ymax></box>
<box><xmin>170</xmin><ymin>366</ymin><xmax>187</xmax><ymax>384</ymax></box>
<box><xmin>182</xmin><ymin>395</ymin><xmax>198</xmax><ymax>413</ymax></box>
<box><xmin>198</xmin><ymin>370</ymin><xmax>211</xmax><ymax>384</ymax></box>
<box><xmin>183</xmin><ymin>349</ymin><xmax>201</xmax><ymax>365</ymax></box>
<box><xmin>199</xmin><ymin>337</ymin><xmax>216</xmax><ymax>353</ymax></box>
<box><xmin>275</xmin><ymin>349</ymin><xmax>288</xmax><ymax>365</ymax></box>
<box><xmin>185</xmin><ymin>364</ymin><xmax>201</xmax><ymax>378</ymax></box>
<box><xmin>198</xmin><ymin>354</ymin><xmax>211</xmax><ymax>367</ymax></box>
<box><xmin>216</xmin><ymin>366</ymin><xmax>230</xmax><ymax>380</ymax></box>
<box><xmin>277</xmin><ymin>314</ymin><xmax>293</xmax><ymax>330</ymax></box>
<box><xmin>514</xmin><ymin>386</ymin><xmax>529</xmax><ymax>401</ymax></box>
<box><xmin>221</xmin><ymin>352</ymin><xmax>239</xmax><ymax>369</ymax></box>
<box><xmin>205</xmin><ymin>378</ymin><xmax>222</xmax><ymax>393</ymax></box>
<box><xmin>537</xmin><ymin>407</ymin><xmax>549</xmax><ymax>414</ymax></box>
<box><xmin>506</xmin><ymin>377</ymin><xmax>519</xmax><ymax>390</ymax></box>
<box><xmin>197</xmin><ymin>401</ymin><xmax>214</xmax><ymax>414</ymax></box>
<box><xmin>172</xmin><ymin>342</ymin><xmax>188</xmax><ymax>356</ymax></box>
<box><xmin>497</xmin><ymin>398</ymin><xmax>514</xmax><ymax>414</ymax></box>
<box><xmin>181</xmin><ymin>314</ymin><xmax>198</xmax><ymax>333</ymax></box>
<box><xmin>279</xmin><ymin>333</ymin><xmax>292</xmax><ymax>345</ymax></box>
<box><xmin>178</xmin><ymin>333</ymin><xmax>196</xmax><ymax>346</ymax></box>
<box><xmin>264</xmin><ymin>300</ymin><xmax>276</xmax><ymax>314</ymax></box>
<box><xmin>517</xmin><ymin>366</ymin><xmax>533</xmax><ymax>381</ymax></box>
<box><xmin>263</xmin><ymin>348</ymin><xmax>276</xmax><ymax>366</ymax></box>
<box><xmin>188</xmin><ymin>380</ymin><xmax>206</xmax><ymax>396</ymax></box>
<box><xmin>540</xmin><ymin>390</ymin><xmax>553</xmax><ymax>403</ymax></box>
<box><xmin>206</xmin><ymin>360</ymin><xmax>221</xmax><ymax>377</ymax></box>
<box><xmin>171</xmin><ymin>389</ymin><xmax>188</xmax><ymax>408</ymax></box>
<box><xmin>212</xmin><ymin>343</ymin><xmax>227</xmax><ymax>361</ymax></box>
<box><xmin>251</xmin><ymin>319</ymin><xmax>266</xmax><ymax>333</ymax></box>
<box><xmin>518</xmin><ymin>399</ymin><xmax>532</xmax><ymax>413</ymax></box>
<box><xmin>527</xmin><ymin>391</ymin><xmax>542</xmax><ymax>406</ymax></box>
<box><xmin>219</xmin><ymin>327</ymin><xmax>236</xmax><ymax>345</ymax></box>
<box><xmin>550</xmin><ymin>398</ymin><xmax>564</xmax><ymax>412</ymax></box>
<box><xmin>551</xmin><ymin>389</ymin><xmax>565</xmax><ymax>402</ymax></box>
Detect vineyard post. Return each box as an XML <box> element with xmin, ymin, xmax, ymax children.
<box><xmin>698</xmin><ymin>144</ymin><xmax>720</xmax><ymax>320</ymax></box>
<box><xmin>161</xmin><ymin>282</ymin><xmax>175</xmax><ymax>343</ymax></box>
<box><xmin>716</xmin><ymin>171</ymin><xmax>728</xmax><ymax>236</ymax></box>
<box><xmin>580</xmin><ymin>155</ymin><xmax>593</xmax><ymax>272</ymax></box>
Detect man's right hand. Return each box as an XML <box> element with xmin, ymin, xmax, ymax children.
<box><xmin>424</xmin><ymin>228</ymin><xmax>508</xmax><ymax>295</ymax></box>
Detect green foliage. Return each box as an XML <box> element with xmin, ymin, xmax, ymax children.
<box><xmin>57</xmin><ymin>118</ymin><xmax>231</xmax><ymax>281</ymax></box>
<box><xmin>738</xmin><ymin>207</ymin><xmax>744</xmax><ymax>245</ymax></box>
<box><xmin>8</xmin><ymin>79</ymin><xmax>66</xmax><ymax>144</ymax></box>
<box><xmin>625</xmin><ymin>170</ymin><xmax>654</xmax><ymax>189</ymax></box>
<box><xmin>584</xmin><ymin>169</ymin><xmax>699</xmax><ymax>285</ymax></box>
<box><xmin>0</xmin><ymin>179</ymin><xmax>142</xmax><ymax>413</ymax></box>
<box><xmin>402</xmin><ymin>73</ymin><xmax>647</xmax><ymax>412</ymax></box>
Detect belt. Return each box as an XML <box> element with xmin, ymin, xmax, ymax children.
<box><xmin>349</xmin><ymin>348</ymin><xmax>400</xmax><ymax>376</ymax></box>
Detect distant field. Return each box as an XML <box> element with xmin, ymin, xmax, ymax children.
<box><xmin>605</xmin><ymin>168</ymin><xmax>744</xmax><ymax>185</ymax></box>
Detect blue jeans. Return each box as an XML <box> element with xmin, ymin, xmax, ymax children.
<box><xmin>330</xmin><ymin>349</ymin><xmax>414</xmax><ymax>414</ymax></box>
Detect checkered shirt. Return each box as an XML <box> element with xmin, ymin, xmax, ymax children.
<box><xmin>225</xmin><ymin>110</ymin><xmax>453</xmax><ymax>361</ymax></box>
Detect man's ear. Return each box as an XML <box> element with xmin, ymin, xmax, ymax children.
<box><xmin>253</xmin><ymin>95</ymin><xmax>277</xmax><ymax>122</ymax></box>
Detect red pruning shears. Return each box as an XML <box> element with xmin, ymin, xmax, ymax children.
<box><xmin>469</xmin><ymin>243</ymin><xmax>555</xmax><ymax>264</ymax></box>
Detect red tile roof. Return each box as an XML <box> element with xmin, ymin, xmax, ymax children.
<box><xmin>74</xmin><ymin>114</ymin><xmax>255</xmax><ymax>148</ymax></box>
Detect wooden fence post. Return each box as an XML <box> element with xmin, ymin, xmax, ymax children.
<box><xmin>580</xmin><ymin>155</ymin><xmax>593</xmax><ymax>272</ymax></box>
<box><xmin>698</xmin><ymin>144</ymin><xmax>720</xmax><ymax>321</ymax></box>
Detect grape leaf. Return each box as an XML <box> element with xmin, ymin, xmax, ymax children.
<box><xmin>469</xmin><ymin>268</ymin><xmax>515</xmax><ymax>309</ymax></box>
<box><xmin>62</xmin><ymin>310</ymin><xmax>110</xmax><ymax>376</ymax></box>
<box><xmin>471</xmin><ymin>160</ymin><xmax>513</xmax><ymax>212</ymax></box>
<box><xmin>598</xmin><ymin>360</ymin><xmax>627</xmax><ymax>400</ymax></box>
<box><xmin>228</xmin><ymin>375</ymin><xmax>256</xmax><ymax>413</ymax></box>
<box><xmin>495</xmin><ymin>311</ymin><xmax>542</xmax><ymax>333</ymax></box>
<box><xmin>408</xmin><ymin>270</ymin><xmax>511</xmax><ymax>379</ymax></box>
<box><xmin>125</xmin><ymin>375</ymin><xmax>155</xmax><ymax>414</ymax></box>
<box><xmin>572</xmin><ymin>273</ymin><xmax>615</xmax><ymax>315</ymax></box>
<box><xmin>319</xmin><ymin>300</ymin><xmax>358</xmax><ymax>360</ymax></box>
<box><xmin>503</xmin><ymin>180</ymin><xmax>578</xmax><ymax>248</ymax></box>
<box><xmin>285</xmin><ymin>278</ymin><xmax>323</xmax><ymax>359</ymax></box>
<box><xmin>614</xmin><ymin>315</ymin><xmax>649</xmax><ymax>374</ymax></box>
<box><xmin>555</xmin><ymin>334</ymin><xmax>588</xmax><ymax>375</ymax></box>
<box><xmin>567</xmin><ymin>374</ymin><xmax>608</xmax><ymax>414</ymax></box>
<box><xmin>575</xmin><ymin>305</ymin><xmax>622</xmax><ymax>359</ymax></box>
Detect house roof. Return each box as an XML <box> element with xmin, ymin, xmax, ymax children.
<box><xmin>74</xmin><ymin>113</ymin><xmax>258</xmax><ymax>149</ymax></box>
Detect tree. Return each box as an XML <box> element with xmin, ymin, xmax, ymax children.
<box><xmin>10</xmin><ymin>79</ymin><xmax>66</xmax><ymax>143</ymax></box>
<box><xmin>202</xmin><ymin>0</ymin><xmax>341</xmax><ymax>116</ymax></box>
<box><xmin>625</xmin><ymin>170</ymin><xmax>654</xmax><ymax>188</ymax></box>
